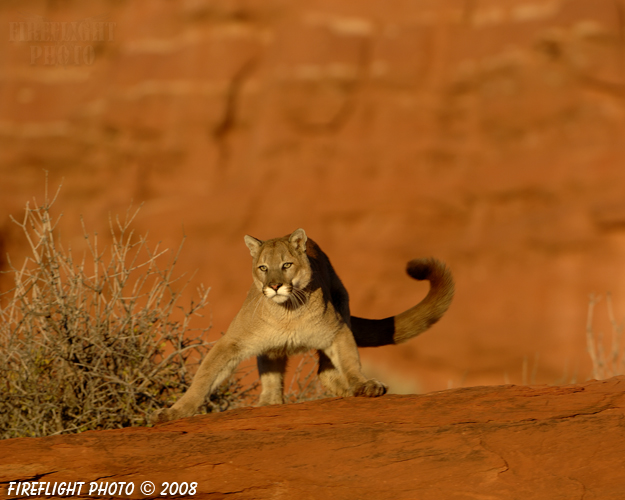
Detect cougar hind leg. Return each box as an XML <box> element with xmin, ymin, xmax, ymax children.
<box><xmin>257</xmin><ymin>354</ymin><xmax>287</xmax><ymax>405</ymax></box>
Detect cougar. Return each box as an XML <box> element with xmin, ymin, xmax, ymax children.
<box><xmin>151</xmin><ymin>228</ymin><xmax>454</xmax><ymax>423</ymax></box>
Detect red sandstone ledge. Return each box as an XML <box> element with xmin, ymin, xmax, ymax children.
<box><xmin>1</xmin><ymin>377</ymin><xmax>624</xmax><ymax>499</ymax></box>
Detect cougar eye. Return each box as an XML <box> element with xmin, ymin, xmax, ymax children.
<box><xmin>258</xmin><ymin>265</ymin><xmax>268</xmax><ymax>272</ymax></box>
<box><xmin>282</xmin><ymin>262</ymin><xmax>292</xmax><ymax>270</ymax></box>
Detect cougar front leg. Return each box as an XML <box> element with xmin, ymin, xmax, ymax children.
<box><xmin>257</xmin><ymin>354</ymin><xmax>287</xmax><ymax>406</ymax></box>
<box><xmin>320</xmin><ymin>326</ymin><xmax>387</xmax><ymax>398</ymax></box>
<box><xmin>317</xmin><ymin>350</ymin><xmax>351</xmax><ymax>397</ymax></box>
<box><xmin>151</xmin><ymin>338</ymin><xmax>245</xmax><ymax>424</ymax></box>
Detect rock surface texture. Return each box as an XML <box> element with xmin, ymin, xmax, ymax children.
<box><xmin>1</xmin><ymin>377</ymin><xmax>625</xmax><ymax>499</ymax></box>
<box><xmin>2</xmin><ymin>1</ymin><xmax>625</xmax><ymax>391</ymax></box>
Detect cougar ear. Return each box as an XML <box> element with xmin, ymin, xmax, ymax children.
<box><xmin>289</xmin><ymin>228</ymin><xmax>307</xmax><ymax>253</ymax></box>
<box><xmin>244</xmin><ymin>235</ymin><xmax>263</xmax><ymax>258</ymax></box>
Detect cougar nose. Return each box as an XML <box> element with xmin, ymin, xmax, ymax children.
<box><xmin>268</xmin><ymin>283</ymin><xmax>282</xmax><ymax>291</ymax></box>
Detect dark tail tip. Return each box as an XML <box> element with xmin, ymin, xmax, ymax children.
<box><xmin>406</xmin><ymin>257</ymin><xmax>437</xmax><ymax>281</ymax></box>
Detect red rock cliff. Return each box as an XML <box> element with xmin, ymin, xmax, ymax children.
<box><xmin>1</xmin><ymin>0</ymin><xmax>625</xmax><ymax>391</ymax></box>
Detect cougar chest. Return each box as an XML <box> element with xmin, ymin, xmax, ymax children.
<box><xmin>257</xmin><ymin>308</ymin><xmax>338</xmax><ymax>353</ymax></box>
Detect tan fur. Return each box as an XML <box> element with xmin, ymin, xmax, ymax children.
<box><xmin>151</xmin><ymin>228</ymin><xmax>454</xmax><ymax>423</ymax></box>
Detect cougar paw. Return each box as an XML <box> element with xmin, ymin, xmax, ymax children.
<box><xmin>150</xmin><ymin>408</ymin><xmax>177</xmax><ymax>425</ymax></box>
<box><xmin>353</xmin><ymin>378</ymin><xmax>388</xmax><ymax>397</ymax></box>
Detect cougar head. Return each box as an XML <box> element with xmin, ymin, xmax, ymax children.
<box><xmin>244</xmin><ymin>228</ymin><xmax>311</xmax><ymax>306</ymax></box>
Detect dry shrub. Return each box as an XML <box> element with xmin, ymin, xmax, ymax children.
<box><xmin>586</xmin><ymin>292</ymin><xmax>625</xmax><ymax>380</ymax></box>
<box><xmin>0</xmin><ymin>187</ymin><xmax>254</xmax><ymax>439</ymax></box>
<box><xmin>284</xmin><ymin>352</ymin><xmax>330</xmax><ymax>404</ymax></box>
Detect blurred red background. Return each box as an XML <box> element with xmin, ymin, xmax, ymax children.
<box><xmin>2</xmin><ymin>0</ymin><xmax>625</xmax><ymax>393</ymax></box>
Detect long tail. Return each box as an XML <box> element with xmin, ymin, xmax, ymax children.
<box><xmin>350</xmin><ymin>258</ymin><xmax>454</xmax><ymax>347</ymax></box>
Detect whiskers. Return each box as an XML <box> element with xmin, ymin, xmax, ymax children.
<box><xmin>286</xmin><ymin>286</ymin><xmax>308</xmax><ymax>310</ymax></box>
<box><xmin>256</xmin><ymin>284</ymin><xmax>309</xmax><ymax>314</ymax></box>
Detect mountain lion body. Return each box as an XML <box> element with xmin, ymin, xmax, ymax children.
<box><xmin>152</xmin><ymin>228</ymin><xmax>454</xmax><ymax>423</ymax></box>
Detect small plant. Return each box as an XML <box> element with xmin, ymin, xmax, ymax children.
<box><xmin>284</xmin><ymin>352</ymin><xmax>330</xmax><ymax>404</ymax></box>
<box><xmin>0</xmin><ymin>185</ymin><xmax>254</xmax><ymax>439</ymax></box>
<box><xmin>586</xmin><ymin>292</ymin><xmax>625</xmax><ymax>380</ymax></box>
